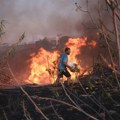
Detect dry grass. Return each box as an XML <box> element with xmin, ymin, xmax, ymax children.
<box><xmin>0</xmin><ymin>1</ymin><xmax>120</xmax><ymax>119</ymax></box>
<box><xmin>0</xmin><ymin>23</ymin><xmax>25</xmax><ymax>86</ymax></box>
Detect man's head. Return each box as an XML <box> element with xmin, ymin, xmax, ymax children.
<box><xmin>65</xmin><ymin>47</ymin><xmax>70</xmax><ymax>55</ymax></box>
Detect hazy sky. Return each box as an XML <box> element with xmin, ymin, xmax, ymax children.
<box><xmin>0</xmin><ymin>0</ymin><xmax>97</xmax><ymax>43</ymax></box>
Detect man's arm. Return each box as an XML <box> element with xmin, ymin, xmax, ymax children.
<box><xmin>64</xmin><ymin>62</ymin><xmax>71</xmax><ymax>69</ymax></box>
<box><xmin>62</xmin><ymin>54</ymin><xmax>72</xmax><ymax>70</ymax></box>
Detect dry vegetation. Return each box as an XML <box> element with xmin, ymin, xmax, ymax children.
<box><xmin>0</xmin><ymin>0</ymin><xmax>120</xmax><ymax>120</ymax></box>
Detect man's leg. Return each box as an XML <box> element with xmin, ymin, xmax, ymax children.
<box><xmin>55</xmin><ymin>70</ymin><xmax>63</xmax><ymax>84</ymax></box>
<box><xmin>66</xmin><ymin>76</ymin><xmax>71</xmax><ymax>85</ymax></box>
<box><xmin>63</xmin><ymin>69</ymin><xmax>71</xmax><ymax>84</ymax></box>
<box><xmin>55</xmin><ymin>76</ymin><xmax>61</xmax><ymax>83</ymax></box>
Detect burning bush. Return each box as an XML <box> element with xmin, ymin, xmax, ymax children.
<box><xmin>27</xmin><ymin>37</ymin><xmax>97</xmax><ymax>85</ymax></box>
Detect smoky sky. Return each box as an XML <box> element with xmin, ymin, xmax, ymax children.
<box><xmin>0</xmin><ymin>0</ymin><xmax>102</xmax><ymax>44</ymax></box>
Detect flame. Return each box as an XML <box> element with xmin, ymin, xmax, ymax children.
<box><xmin>88</xmin><ymin>41</ymin><xmax>96</xmax><ymax>47</ymax></box>
<box><xmin>26</xmin><ymin>37</ymin><xmax>96</xmax><ymax>84</ymax></box>
<box><xmin>26</xmin><ymin>48</ymin><xmax>60</xmax><ymax>84</ymax></box>
<box><xmin>65</xmin><ymin>37</ymin><xmax>96</xmax><ymax>79</ymax></box>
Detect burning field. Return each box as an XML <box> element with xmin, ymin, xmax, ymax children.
<box><xmin>26</xmin><ymin>37</ymin><xmax>96</xmax><ymax>85</ymax></box>
<box><xmin>0</xmin><ymin>37</ymin><xmax>120</xmax><ymax>120</ymax></box>
<box><xmin>0</xmin><ymin>0</ymin><xmax>120</xmax><ymax>119</ymax></box>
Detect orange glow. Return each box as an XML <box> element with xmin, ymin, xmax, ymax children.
<box><xmin>65</xmin><ymin>37</ymin><xmax>96</xmax><ymax>79</ymax></box>
<box><xmin>26</xmin><ymin>48</ymin><xmax>60</xmax><ymax>84</ymax></box>
<box><xmin>26</xmin><ymin>37</ymin><xmax>96</xmax><ymax>84</ymax></box>
<box><xmin>88</xmin><ymin>41</ymin><xmax>97</xmax><ymax>47</ymax></box>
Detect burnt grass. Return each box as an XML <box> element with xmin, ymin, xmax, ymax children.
<box><xmin>0</xmin><ymin>65</ymin><xmax>120</xmax><ymax>120</ymax></box>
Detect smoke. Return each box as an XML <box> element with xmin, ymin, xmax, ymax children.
<box><xmin>0</xmin><ymin>0</ymin><xmax>119</xmax><ymax>44</ymax></box>
<box><xmin>0</xmin><ymin>0</ymin><xmax>83</xmax><ymax>43</ymax></box>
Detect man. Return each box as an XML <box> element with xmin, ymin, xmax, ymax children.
<box><xmin>55</xmin><ymin>47</ymin><xmax>72</xmax><ymax>84</ymax></box>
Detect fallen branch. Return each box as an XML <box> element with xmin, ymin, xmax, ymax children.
<box><xmin>7</xmin><ymin>62</ymin><xmax>49</xmax><ymax>120</ymax></box>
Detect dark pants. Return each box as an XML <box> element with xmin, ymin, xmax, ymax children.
<box><xmin>58</xmin><ymin>69</ymin><xmax>71</xmax><ymax>78</ymax></box>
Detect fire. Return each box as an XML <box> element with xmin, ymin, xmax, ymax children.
<box><xmin>26</xmin><ymin>37</ymin><xmax>96</xmax><ymax>84</ymax></box>
<box><xmin>88</xmin><ymin>41</ymin><xmax>96</xmax><ymax>47</ymax></box>
<box><xmin>26</xmin><ymin>48</ymin><xmax>60</xmax><ymax>84</ymax></box>
<box><xmin>65</xmin><ymin>37</ymin><xmax>96</xmax><ymax>79</ymax></box>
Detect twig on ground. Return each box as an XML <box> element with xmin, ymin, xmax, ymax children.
<box><xmin>7</xmin><ymin>62</ymin><xmax>49</xmax><ymax>120</ymax></box>
<box><xmin>3</xmin><ymin>109</ymin><xmax>8</xmax><ymax>120</ymax></box>
<box><xmin>50</xmin><ymin>101</ymin><xmax>64</xmax><ymax>120</ymax></box>
<box><xmin>61</xmin><ymin>83</ymin><xmax>98</xmax><ymax>120</ymax></box>
<box><xmin>22</xmin><ymin>101</ymin><xmax>32</xmax><ymax>120</ymax></box>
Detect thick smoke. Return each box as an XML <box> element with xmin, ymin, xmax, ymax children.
<box><xmin>0</xmin><ymin>0</ymin><xmax>114</xmax><ymax>44</ymax></box>
<box><xmin>0</xmin><ymin>0</ymin><xmax>83</xmax><ymax>43</ymax></box>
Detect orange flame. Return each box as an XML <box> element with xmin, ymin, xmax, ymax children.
<box><xmin>26</xmin><ymin>37</ymin><xmax>96</xmax><ymax>84</ymax></box>
<box><xmin>26</xmin><ymin>48</ymin><xmax>60</xmax><ymax>84</ymax></box>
